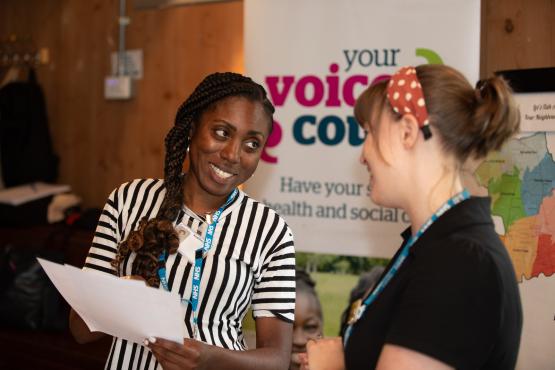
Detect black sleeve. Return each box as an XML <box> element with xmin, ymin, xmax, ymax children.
<box><xmin>385</xmin><ymin>239</ymin><xmax>502</xmax><ymax>370</ymax></box>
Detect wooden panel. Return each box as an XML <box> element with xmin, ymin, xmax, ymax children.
<box><xmin>481</xmin><ymin>0</ymin><xmax>554</xmax><ymax>77</ymax></box>
<box><xmin>0</xmin><ymin>0</ymin><xmax>243</xmax><ymax>207</ymax></box>
<box><xmin>552</xmin><ymin>0</ymin><xmax>555</xmax><ymax>65</ymax></box>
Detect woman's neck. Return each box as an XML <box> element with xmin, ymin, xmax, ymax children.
<box><xmin>182</xmin><ymin>176</ymin><xmax>229</xmax><ymax>216</ymax></box>
<box><xmin>405</xmin><ymin>173</ymin><xmax>464</xmax><ymax>236</ymax></box>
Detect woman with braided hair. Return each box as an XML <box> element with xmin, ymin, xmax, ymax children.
<box><xmin>69</xmin><ymin>72</ymin><xmax>296</xmax><ymax>370</ymax></box>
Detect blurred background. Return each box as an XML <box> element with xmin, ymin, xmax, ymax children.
<box><xmin>0</xmin><ymin>0</ymin><xmax>553</xmax><ymax>369</ymax></box>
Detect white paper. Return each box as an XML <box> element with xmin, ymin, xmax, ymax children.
<box><xmin>0</xmin><ymin>182</ymin><xmax>70</xmax><ymax>206</ymax></box>
<box><xmin>514</xmin><ymin>92</ymin><xmax>555</xmax><ymax>132</ymax></box>
<box><xmin>38</xmin><ymin>258</ymin><xmax>187</xmax><ymax>345</ymax></box>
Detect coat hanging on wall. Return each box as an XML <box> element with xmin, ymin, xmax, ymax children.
<box><xmin>0</xmin><ymin>68</ymin><xmax>59</xmax><ymax>187</ymax></box>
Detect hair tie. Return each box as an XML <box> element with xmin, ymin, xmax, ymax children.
<box><xmin>475</xmin><ymin>78</ymin><xmax>490</xmax><ymax>104</ymax></box>
<box><xmin>476</xmin><ymin>78</ymin><xmax>488</xmax><ymax>92</ymax></box>
<box><xmin>387</xmin><ymin>66</ymin><xmax>432</xmax><ymax>140</ymax></box>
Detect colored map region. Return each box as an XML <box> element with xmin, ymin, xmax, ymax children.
<box><xmin>521</xmin><ymin>153</ymin><xmax>555</xmax><ymax>216</ymax></box>
<box><xmin>488</xmin><ymin>167</ymin><xmax>525</xmax><ymax>231</ymax></box>
<box><xmin>532</xmin><ymin>234</ymin><xmax>555</xmax><ymax>277</ymax></box>
<box><xmin>476</xmin><ymin>132</ymin><xmax>555</xmax><ymax>281</ymax></box>
<box><xmin>499</xmin><ymin>216</ymin><xmax>539</xmax><ymax>280</ymax></box>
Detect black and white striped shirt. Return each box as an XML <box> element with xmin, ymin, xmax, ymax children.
<box><xmin>83</xmin><ymin>179</ymin><xmax>296</xmax><ymax>370</ymax></box>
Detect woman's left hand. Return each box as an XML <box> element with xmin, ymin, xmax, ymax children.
<box><xmin>306</xmin><ymin>337</ymin><xmax>345</xmax><ymax>370</ymax></box>
<box><xmin>146</xmin><ymin>337</ymin><xmax>209</xmax><ymax>370</ymax></box>
<box><xmin>298</xmin><ymin>352</ymin><xmax>310</xmax><ymax>370</ymax></box>
<box><xmin>146</xmin><ymin>317</ymin><xmax>291</xmax><ymax>370</ymax></box>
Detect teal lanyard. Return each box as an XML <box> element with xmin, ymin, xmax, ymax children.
<box><xmin>158</xmin><ymin>188</ymin><xmax>238</xmax><ymax>338</ymax></box>
<box><xmin>343</xmin><ymin>189</ymin><xmax>470</xmax><ymax>346</ymax></box>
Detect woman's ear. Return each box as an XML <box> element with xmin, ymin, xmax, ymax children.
<box><xmin>398</xmin><ymin>114</ymin><xmax>419</xmax><ymax>149</ymax></box>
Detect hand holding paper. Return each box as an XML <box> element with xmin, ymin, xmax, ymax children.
<box><xmin>38</xmin><ymin>258</ymin><xmax>186</xmax><ymax>345</ymax></box>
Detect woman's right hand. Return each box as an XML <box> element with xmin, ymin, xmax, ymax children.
<box><xmin>305</xmin><ymin>337</ymin><xmax>345</xmax><ymax>370</ymax></box>
<box><xmin>146</xmin><ymin>337</ymin><xmax>208</xmax><ymax>370</ymax></box>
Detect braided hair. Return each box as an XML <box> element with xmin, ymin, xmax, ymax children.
<box><xmin>111</xmin><ymin>72</ymin><xmax>275</xmax><ymax>287</ymax></box>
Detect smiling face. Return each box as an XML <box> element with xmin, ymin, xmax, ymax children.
<box><xmin>186</xmin><ymin>96</ymin><xmax>271</xmax><ymax>205</ymax></box>
<box><xmin>360</xmin><ymin>114</ymin><xmax>390</xmax><ymax>205</ymax></box>
<box><xmin>359</xmin><ymin>109</ymin><xmax>401</xmax><ymax>208</ymax></box>
<box><xmin>290</xmin><ymin>291</ymin><xmax>323</xmax><ymax>370</ymax></box>
<box><xmin>355</xmin><ymin>81</ymin><xmax>400</xmax><ymax>208</ymax></box>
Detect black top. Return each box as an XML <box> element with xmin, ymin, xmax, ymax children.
<box><xmin>344</xmin><ymin>197</ymin><xmax>522</xmax><ymax>370</ymax></box>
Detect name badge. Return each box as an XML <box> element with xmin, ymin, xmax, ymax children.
<box><xmin>176</xmin><ymin>224</ymin><xmax>203</xmax><ymax>264</ymax></box>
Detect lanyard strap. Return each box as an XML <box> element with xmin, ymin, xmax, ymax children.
<box><xmin>158</xmin><ymin>188</ymin><xmax>238</xmax><ymax>329</ymax></box>
<box><xmin>343</xmin><ymin>189</ymin><xmax>470</xmax><ymax>346</ymax></box>
<box><xmin>190</xmin><ymin>188</ymin><xmax>238</xmax><ymax>316</ymax></box>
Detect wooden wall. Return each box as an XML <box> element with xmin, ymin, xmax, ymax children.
<box><xmin>0</xmin><ymin>0</ymin><xmax>553</xmax><ymax>207</ymax></box>
<box><xmin>481</xmin><ymin>0</ymin><xmax>554</xmax><ymax>77</ymax></box>
<box><xmin>0</xmin><ymin>0</ymin><xmax>244</xmax><ymax>207</ymax></box>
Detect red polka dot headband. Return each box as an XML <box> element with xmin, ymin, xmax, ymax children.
<box><xmin>387</xmin><ymin>66</ymin><xmax>432</xmax><ymax>140</ymax></box>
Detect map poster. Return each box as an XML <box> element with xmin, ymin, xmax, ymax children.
<box><xmin>477</xmin><ymin>68</ymin><xmax>555</xmax><ymax>370</ymax></box>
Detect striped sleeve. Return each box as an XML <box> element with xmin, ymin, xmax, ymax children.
<box><xmin>82</xmin><ymin>179</ymin><xmax>166</xmax><ymax>277</ymax></box>
<box><xmin>82</xmin><ymin>186</ymin><xmax>121</xmax><ymax>275</ymax></box>
<box><xmin>251</xmin><ymin>214</ymin><xmax>296</xmax><ymax>323</ymax></box>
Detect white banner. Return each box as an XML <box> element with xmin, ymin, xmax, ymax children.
<box><xmin>244</xmin><ymin>0</ymin><xmax>481</xmax><ymax>257</ymax></box>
